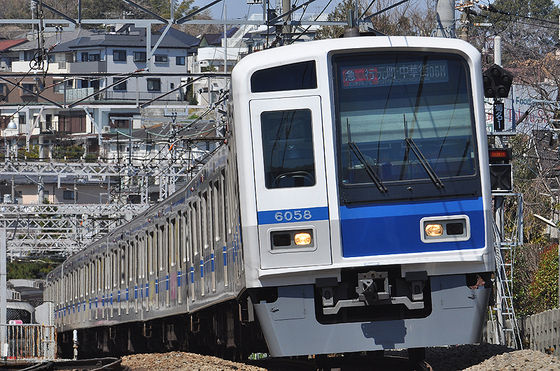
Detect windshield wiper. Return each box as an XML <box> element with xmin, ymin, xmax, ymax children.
<box><xmin>347</xmin><ymin>119</ymin><xmax>388</xmax><ymax>193</ymax></box>
<box><xmin>348</xmin><ymin>142</ymin><xmax>388</xmax><ymax>193</ymax></box>
<box><xmin>404</xmin><ymin>115</ymin><xmax>445</xmax><ymax>189</ymax></box>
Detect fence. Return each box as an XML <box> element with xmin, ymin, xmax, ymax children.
<box><xmin>485</xmin><ymin>308</ymin><xmax>560</xmax><ymax>356</ymax></box>
<box><xmin>0</xmin><ymin>324</ymin><xmax>56</xmax><ymax>360</ymax></box>
<box><xmin>518</xmin><ymin>308</ymin><xmax>560</xmax><ymax>356</ymax></box>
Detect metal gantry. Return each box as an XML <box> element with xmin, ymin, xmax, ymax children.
<box><xmin>490</xmin><ymin>192</ymin><xmax>524</xmax><ymax>349</ymax></box>
<box><xmin>0</xmin><ymin>155</ymin><xmax>206</xmax><ymax>257</ymax></box>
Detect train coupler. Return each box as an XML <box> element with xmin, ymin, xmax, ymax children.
<box><xmin>318</xmin><ymin>270</ymin><xmax>428</xmax><ymax>315</ymax></box>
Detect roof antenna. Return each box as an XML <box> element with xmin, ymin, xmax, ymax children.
<box><xmin>344</xmin><ymin>8</ymin><xmax>360</xmax><ymax>37</ymax></box>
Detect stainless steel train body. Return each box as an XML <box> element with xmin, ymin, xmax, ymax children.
<box><xmin>46</xmin><ymin>36</ymin><xmax>494</xmax><ymax>358</ymax></box>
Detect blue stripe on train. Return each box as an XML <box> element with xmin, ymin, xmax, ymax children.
<box><xmin>257</xmin><ymin>206</ymin><xmax>329</xmax><ymax>225</ymax></box>
<box><xmin>340</xmin><ymin>197</ymin><xmax>486</xmax><ymax>257</ymax></box>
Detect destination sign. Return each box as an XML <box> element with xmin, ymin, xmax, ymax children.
<box><xmin>342</xmin><ymin>60</ymin><xmax>449</xmax><ymax>88</ymax></box>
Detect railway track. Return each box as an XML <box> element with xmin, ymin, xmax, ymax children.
<box><xmin>249</xmin><ymin>354</ymin><xmax>433</xmax><ymax>371</ymax></box>
<box><xmin>1</xmin><ymin>357</ymin><xmax>127</xmax><ymax>371</ymax></box>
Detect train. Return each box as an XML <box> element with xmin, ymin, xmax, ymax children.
<box><xmin>46</xmin><ymin>35</ymin><xmax>495</xmax><ymax>361</ymax></box>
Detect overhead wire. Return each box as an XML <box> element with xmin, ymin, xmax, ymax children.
<box><xmin>289</xmin><ymin>0</ymin><xmax>334</xmax><ymax>43</ymax></box>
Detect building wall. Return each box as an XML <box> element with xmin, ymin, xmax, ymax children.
<box><xmin>16</xmin><ymin>183</ymin><xmax>109</xmax><ymax>204</ymax></box>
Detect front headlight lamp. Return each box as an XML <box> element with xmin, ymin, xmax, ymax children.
<box><xmin>425</xmin><ymin>223</ymin><xmax>443</xmax><ymax>237</ymax></box>
<box><xmin>271</xmin><ymin>229</ymin><xmax>314</xmax><ymax>250</ymax></box>
<box><xmin>294</xmin><ymin>232</ymin><xmax>312</xmax><ymax>246</ymax></box>
<box><xmin>421</xmin><ymin>216</ymin><xmax>470</xmax><ymax>243</ymax></box>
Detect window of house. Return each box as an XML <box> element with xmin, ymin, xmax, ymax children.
<box><xmin>81</xmin><ymin>52</ymin><xmax>89</xmax><ymax>62</ymax></box>
<box><xmin>63</xmin><ymin>190</ymin><xmax>74</xmax><ymax>200</ymax></box>
<box><xmin>133</xmin><ymin>51</ymin><xmax>146</xmax><ymax>62</ymax></box>
<box><xmin>21</xmin><ymin>83</ymin><xmax>35</xmax><ymax>95</ymax></box>
<box><xmin>89</xmin><ymin>54</ymin><xmax>101</xmax><ymax>61</ymax></box>
<box><xmin>147</xmin><ymin>78</ymin><xmax>161</xmax><ymax>92</ymax></box>
<box><xmin>53</xmin><ymin>80</ymin><xmax>64</xmax><ymax>94</ymax></box>
<box><xmin>176</xmin><ymin>56</ymin><xmax>185</xmax><ymax>65</ymax></box>
<box><xmin>154</xmin><ymin>55</ymin><xmax>168</xmax><ymax>63</ymax></box>
<box><xmin>112</xmin><ymin>119</ymin><xmax>130</xmax><ymax>128</ymax></box>
<box><xmin>113</xmin><ymin>78</ymin><xmax>127</xmax><ymax>91</ymax></box>
<box><xmin>113</xmin><ymin>50</ymin><xmax>127</xmax><ymax>62</ymax></box>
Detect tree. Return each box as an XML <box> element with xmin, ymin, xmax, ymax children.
<box><xmin>178</xmin><ymin>10</ymin><xmax>222</xmax><ymax>37</ymax></box>
<box><xmin>52</xmin><ymin>144</ymin><xmax>84</xmax><ymax>160</ymax></box>
<box><xmin>7</xmin><ymin>259</ymin><xmax>60</xmax><ymax>280</ymax></box>
<box><xmin>468</xmin><ymin>0</ymin><xmax>560</xmax><ymax>66</ymax></box>
<box><xmin>527</xmin><ymin>245</ymin><xmax>558</xmax><ymax>314</ymax></box>
<box><xmin>315</xmin><ymin>0</ymin><xmax>436</xmax><ymax>39</ymax></box>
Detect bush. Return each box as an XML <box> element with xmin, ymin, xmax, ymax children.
<box><xmin>527</xmin><ymin>244</ymin><xmax>559</xmax><ymax>314</ymax></box>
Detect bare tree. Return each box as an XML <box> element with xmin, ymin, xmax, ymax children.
<box><xmin>315</xmin><ymin>0</ymin><xmax>436</xmax><ymax>39</ymax></box>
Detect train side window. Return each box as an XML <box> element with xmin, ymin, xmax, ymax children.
<box><xmin>251</xmin><ymin>61</ymin><xmax>317</xmax><ymax>93</ymax></box>
<box><xmin>182</xmin><ymin>212</ymin><xmax>188</xmax><ymax>264</ymax></box>
<box><xmin>80</xmin><ymin>268</ymin><xmax>84</xmax><ymax>299</ymax></box>
<box><xmin>113</xmin><ymin>250</ymin><xmax>118</xmax><ymax>289</ymax></box>
<box><xmin>220</xmin><ymin>170</ymin><xmax>226</xmax><ymax>239</ymax></box>
<box><xmin>171</xmin><ymin>218</ymin><xmax>177</xmax><ymax>267</ymax></box>
<box><xmin>148</xmin><ymin>231</ymin><xmax>153</xmax><ymax>275</ymax></box>
<box><xmin>191</xmin><ymin>202</ymin><xmax>198</xmax><ymax>256</ymax></box>
<box><xmin>98</xmin><ymin>259</ymin><xmax>102</xmax><ymax>294</ymax></box>
<box><xmin>261</xmin><ymin>109</ymin><xmax>316</xmax><ymax>189</ymax></box>
<box><xmin>142</xmin><ymin>233</ymin><xmax>148</xmax><ymax>280</ymax></box>
<box><xmin>213</xmin><ymin>181</ymin><xmax>220</xmax><ymax>242</ymax></box>
<box><xmin>120</xmin><ymin>246</ymin><xmax>124</xmax><ymax>286</ymax></box>
<box><xmin>159</xmin><ymin>224</ymin><xmax>170</xmax><ymax>272</ymax></box>
<box><xmin>134</xmin><ymin>237</ymin><xmax>140</xmax><ymax>282</ymax></box>
<box><xmin>158</xmin><ymin>225</ymin><xmax>164</xmax><ymax>272</ymax></box>
<box><xmin>201</xmin><ymin>192</ymin><xmax>207</xmax><ymax>250</ymax></box>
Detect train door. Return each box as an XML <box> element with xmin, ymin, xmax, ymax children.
<box><xmin>249</xmin><ymin>96</ymin><xmax>331</xmax><ymax>269</ymax></box>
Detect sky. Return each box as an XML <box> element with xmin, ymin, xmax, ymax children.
<box><xmin>189</xmin><ymin>0</ymin><xmax>343</xmax><ymax>22</ymax></box>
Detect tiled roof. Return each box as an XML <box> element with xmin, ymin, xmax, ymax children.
<box><xmin>11</xmin><ymin>29</ymin><xmax>96</xmax><ymax>52</ymax></box>
<box><xmin>0</xmin><ymin>39</ymin><xmax>28</xmax><ymax>52</ymax></box>
<box><xmin>53</xmin><ymin>28</ymin><xmax>199</xmax><ymax>52</ymax></box>
<box><xmin>201</xmin><ymin>28</ymin><xmax>238</xmax><ymax>46</ymax></box>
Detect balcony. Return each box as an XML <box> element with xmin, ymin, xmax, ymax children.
<box><xmin>11</xmin><ymin>61</ymin><xmax>68</xmax><ymax>73</ymax></box>
<box><xmin>67</xmin><ymin>61</ymin><xmax>107</xmax><ymax>74</ymax></box>
<box><xmin>65</xmin><ymin>87</ymin><xmax>95</xmax><ymax>102</ymax></box>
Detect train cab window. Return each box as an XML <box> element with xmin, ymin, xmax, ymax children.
<box><xmin>334</xmin><ymin>52</ymin><xmax>479</xmax><ymax>202</ymax></box>
<box><xmin>251</xmin><ymin>61</ymin><xmax>317</xmax><ymax>93</ymax></box>
<box><xmin>261</xmin><ymin>109</ymin><xmax>316</xmax><ymax>189</ymax></box>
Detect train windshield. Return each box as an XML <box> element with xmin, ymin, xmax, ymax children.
<box><xmin>334</xmin><ymin>52</ymin><xmax>478</xmax><ymax>201</ymax></box>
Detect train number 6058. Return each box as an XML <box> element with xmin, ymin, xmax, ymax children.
<box><xmin>274</xmin><ymin>209</ymin><xmax>312</xmax><ymax>222</ymax></box>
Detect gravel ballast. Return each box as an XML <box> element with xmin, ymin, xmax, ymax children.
<box><xmin>121</xmin><ymin>344</ymin><xmax>560</xmax><ymax>370</ymax></box>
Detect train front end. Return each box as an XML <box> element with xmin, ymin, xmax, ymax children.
<box><xmin>232</xmin><ymin>36</ymin><xmax>494</xmax><ymax>357</ymax></box>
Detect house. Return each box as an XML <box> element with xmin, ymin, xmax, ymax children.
<box><xmin>0</xmin><ymin>38</ymin><xmax>28</xmax><ymax>72</ymax></box>
<box><xmin>198</xmin><ymin>27</ymin><xmax>238</xmax><ymax>48</ymax></box>
<box><xmin>0</xmin><ymin>26</ymin><xmax>200</xmax><ymax>156</ymax></box>
<box><xmin>48</xmin><ymin>25</ymin><xmax>199</xmax><ymax>103</ymax></box>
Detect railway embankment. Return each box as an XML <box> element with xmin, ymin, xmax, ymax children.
<box><xmin>121</xmin><ymin>344</ymin><xmax>560</xmax><ymax>371</ymax></box>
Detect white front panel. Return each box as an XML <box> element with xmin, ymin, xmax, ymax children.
<box><xmin>250</xmin><ymin>96</ymin><xmax>331</xmax><ymax>269</ymax></box>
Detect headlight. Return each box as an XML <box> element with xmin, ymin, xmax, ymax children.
<box><xmin>294</xmin><ymin>232</ymin><xmax>312</xmax><ymax>246</ymax></box>
<box><xmin>425</xmin><ymin>223</ymin><xmax>443</xmax><ymax>237</ymax></box>
<box><xmin>421</xmin><ymin>216</ymin><xmax>470</xmax><ymax>243</ymax></box>
<box><xmin>271</xmin><ymin>229</ymin><xmax>314</xmax><ymax>250</ymax></box>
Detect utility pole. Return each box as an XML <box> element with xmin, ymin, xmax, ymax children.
<box><xmin>434</xmin><ymin>0</ymin><xmax>455</xmax><ymax>37</ymax></box>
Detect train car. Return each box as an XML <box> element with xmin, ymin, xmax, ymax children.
<box><xmin>46</xmin><ymin>35</ymin><xmax>494</xmax><ymax>360</ymax></box>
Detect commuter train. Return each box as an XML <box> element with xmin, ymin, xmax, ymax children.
<box><xmin>46</xmin><ymin>35</ymin><xmax>495</xmax><ymax>360</ymax></box>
